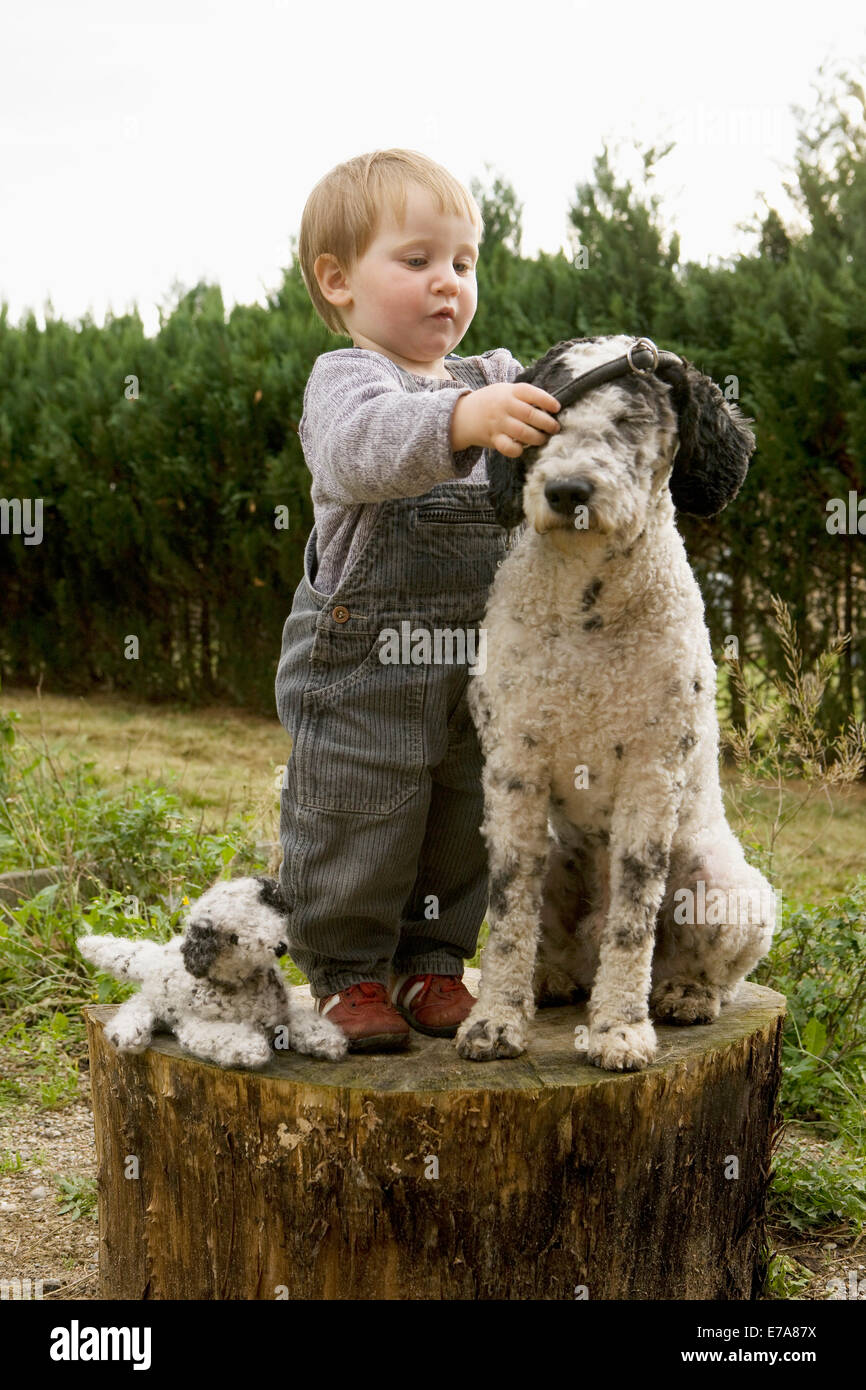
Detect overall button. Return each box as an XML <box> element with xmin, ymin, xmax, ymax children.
<box><xmin>332</xmin><ymin>605</ymin><xmax>350</xmax><ymax>623</ymax></box>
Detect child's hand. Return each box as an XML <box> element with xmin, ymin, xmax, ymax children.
<box><xmin>450</xmin><ymin>383</ymin><xmax>562</xmax><ymax>458</ymax></box>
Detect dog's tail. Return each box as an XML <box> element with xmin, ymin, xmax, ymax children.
<box><xmin>77</xmin><ymin>933</ymin><xmax>164</xmax><ymax>983</ymax></box>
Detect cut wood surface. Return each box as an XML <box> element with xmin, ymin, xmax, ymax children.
<box><xmin>84</xmin><ymin>969</ymin><xmax>785</xmax><ymax>1300</ymax></box>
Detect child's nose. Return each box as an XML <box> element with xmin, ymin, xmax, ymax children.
<box><xmin>431</xmin><ymin>261</ymin><xmax>459</xmax><ymax>289</ymax></box>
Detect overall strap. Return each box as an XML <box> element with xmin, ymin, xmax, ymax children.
<box><xmin>388</xmin><ymin>356</ymin><xmax>487</xmax><ymax>392</ymax></box>
<box><xmin>445</xmin><ymin>355</ymin><xmax>487</xmax><ymax>391</ymax></box>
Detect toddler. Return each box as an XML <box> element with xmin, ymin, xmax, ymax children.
<box><xmin>275</xmin><ymin>148</ymin><xmax>562</xmax><ymax>1050</ymax></box>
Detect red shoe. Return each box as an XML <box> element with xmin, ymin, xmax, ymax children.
<box><xmin>389</xmin><ymin>973</ymin><xmax>477</xmax><ymax>1038</ymax></box>
<box><xmin>316</xmin><ymin>982</ymin><xmax>410</xmax><ymax>1052</ymax></box>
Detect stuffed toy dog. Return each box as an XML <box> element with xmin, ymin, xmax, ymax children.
<box><xmin>78</xmin><ymin>875</ymin><xmax>347</xmax><ymax>1067</ymax></box>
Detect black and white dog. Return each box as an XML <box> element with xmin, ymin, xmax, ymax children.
<box><xmin>456</xmin><ymin>336</ymin><xmax>775</xmax><ymax>1071</ymax></box>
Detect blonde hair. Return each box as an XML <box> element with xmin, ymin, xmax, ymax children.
<box><xmin>298</xmin><ymin>148</ymin><xmax>484</xmax><ymax>336</ymax></box>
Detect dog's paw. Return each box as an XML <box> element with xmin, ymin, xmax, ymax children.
<box><xmin>587</xmin><ymin>1019</ymin><xmax>657</xmax><ymax>1072</ymax></box>
<box><xmin>455</xmin><ymin>1010</ymin><xmax>526</xmax><ymax>1061</ymax></box>
<box><xmin>106</xmin><ymin>1026</ymin><xmax>150</xmax><ymax>1054</ymax></box>
<box><xmin>651</xmin><ymin>979</ymin><xmax>722</xmax><ymax>1025</ymax></box>
<box><xmin>288</xmin><ymin>1015</ymin><xmax>348</xmax><ymax>1062</ymax></box>
<box><xmin>217</xmin><ymin>1037</ymin><xmax>272</xmax><ymax>1069</ymax></box>
<box><xmin>105</xmin><ymin>1010</ymin><xmax>152</xmax><ymax>1054</ymax></box>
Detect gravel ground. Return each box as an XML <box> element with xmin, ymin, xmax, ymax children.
<box><xmin>0</xmin><ymin>1045</ymin><xmax>862</xmax><ymax>1303</ymax></box>
<box><xmin>0</xmin><ymin>1057</ymin><xmax>99</xmax><ymax>1301</ymax></box>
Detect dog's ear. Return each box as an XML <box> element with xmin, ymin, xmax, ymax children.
<box><xmin>486</xmin><ymin>448</ymin><xmax>528</xmax><ymax>530</ymax></box>
<box><xmin>254</xmin><ymin>874</ymin><xmax>290</xmax><ymax>916</ymax></box>
<box><xmin>658</xmin><ymin>357</ymin><xmax>755</xmax><ymax>516</ymax></box>
<box><xmin>181</xmin><ymin>918</ymin><xmax>220</xmax><ymax>978</ymax></box>
<box><xmin>485</xmin><ymin>345</ymin><xmax>582</xmax><ymax>528</ymax></box>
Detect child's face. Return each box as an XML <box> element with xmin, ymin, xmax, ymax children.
<box><xmin>317</xmin><ymin>183</ymin><xmax>479</xmax><ymax>377</ymax></box>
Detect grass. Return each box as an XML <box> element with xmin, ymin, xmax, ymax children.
<box><xmin>722</xmin><ymin>772</ymin><xmax>866</xmax><ymax>905</ymax></box>
<box><xmin>769</xmin><ymin>1132</ymin><xmax>866</xmax><ymax>1237</ymax></box>
<box><xmin>1</xmin><ymin>1014</ymin><xmax>89</xmax><ymax>1109</ymax></box>
<box><xmin>55</xmin><ymin>1174</ymin><xmax>98</xmax><ymax>1222</ymax></box>
<box><xmin>3</xmin><ymin>683</ymin><xmax>862</xmax><ymax>909</ymax></box>
<box><xmin>766</xmin><ymin>1252</ymin><xmax>814</xmax><ymax>1300</ymax></box>
<box><xmin>0</xmin><ymin>684</ymin><xmax>286</xmax><ymax>861</ymax></box>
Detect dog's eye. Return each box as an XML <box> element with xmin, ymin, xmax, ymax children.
<box><xmin>227</xmin><ymin>933</ymin><xmax>239</xmax><ymax>945</ymax></box>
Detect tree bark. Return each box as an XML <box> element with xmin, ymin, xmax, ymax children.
<box><xmin>84</xmin><ymin>972</ymin><xmax>785</xmax><ymax>1301</ymax></box>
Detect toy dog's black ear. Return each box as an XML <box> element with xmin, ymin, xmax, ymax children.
<box><xmin>486</xmin><ymin>448</ymin><xmax>528</xmax><ymax>530</ymax></box>
<box><xmin>254</xmin><ymin>874</ymin><xmax>290</xmax><ymax>916</ymax></box>
<box><xmin>658</xmin><ymin>357</ymin><xmax>755</xmax><ymax>516</ymax></box>
<box><xmin>181</xmin><ymin>918</ymin><xmax>220</xmax><ymax>978</ymax></box>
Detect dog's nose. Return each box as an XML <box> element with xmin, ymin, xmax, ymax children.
<box><xmin>274</xmin><ymin>941</ymin><xmax>288</xmax><ymax>957</ymax></box>
<box><xmin>544</xmin><ymin>478</ymin><xmax>595</xmax><ymax>516</ymax></box>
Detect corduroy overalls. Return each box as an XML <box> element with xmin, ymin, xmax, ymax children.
<box><xmin>275</xmin><ymin>356</ymin><xmax>511</xmax><ymax>997</ymax></box>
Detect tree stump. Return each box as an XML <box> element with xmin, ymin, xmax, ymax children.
<box><xmin>83</xmin><ymin>970</ymin><xmax>785</xmax><ymax>1300</ymax></box>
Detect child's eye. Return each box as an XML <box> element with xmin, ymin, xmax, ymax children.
<box><xmin>404</xmin><ymin>258</ymin><xmax>475</xmax><ymax>272</ymax></box>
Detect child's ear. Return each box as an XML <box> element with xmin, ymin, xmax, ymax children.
<box><xmin>314</xmin><ymin>253</ymin><xmax>352</xmax><ymax>308</ymax></box>
<box><xmin>486</xmin><ymin>448</ymin><xmax>528</xmax><ymax>529</ymax></box>
<box><xmin>658</xmin><ymin>357</ymin><xmax>756</xmax><ymax>516</ymax></box>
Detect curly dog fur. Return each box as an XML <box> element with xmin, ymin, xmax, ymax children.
<box><xmin>455</xmin><ymin>335</ymin><xmax>776</xmax><ymax>1071</ymax></box>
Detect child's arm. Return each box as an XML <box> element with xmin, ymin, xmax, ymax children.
<box><xmin>299</xmin><ymin>350</ymin><xmax>560</xmax><ymax>505</ymax></box>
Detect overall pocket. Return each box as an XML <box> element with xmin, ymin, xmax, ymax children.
<box><xmin>293</xmin><ymin>627</ymin><xmax>429</xmax><ymax>815</ymax></box>
<box><xmin>414</xmin><ymin>502</ymin><xmax>500</xmax><ymax>527</ymax></box>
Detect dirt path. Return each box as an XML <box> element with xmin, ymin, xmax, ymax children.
<box><xmin>0</xmin><ymin>1058</ymin><xmax>98</xmax><ymax>1300</ymax></box>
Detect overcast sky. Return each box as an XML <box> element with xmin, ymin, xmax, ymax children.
<box><xmin>1</xmin><ymin>1</ymin><xmax>864</xmax><ymax>338</ymax></box>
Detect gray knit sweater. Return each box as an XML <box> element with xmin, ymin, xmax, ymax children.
<box><xmin>298</xmin><ymin>346</ymin><xmax>524</xmax><ymax>594</ymax></box>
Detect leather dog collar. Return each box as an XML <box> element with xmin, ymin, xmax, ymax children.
<box><xmin>552</xmin><ymin>337</ymin><xmax>683</xmax><ymax>411</ymax></box>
